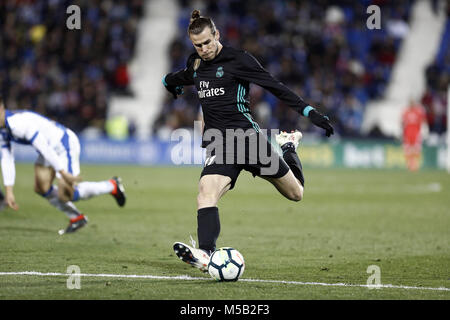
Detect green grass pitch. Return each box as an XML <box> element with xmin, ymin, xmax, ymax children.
<box><xmin>0</xmin><ymin>163</ymin><xmax>449</xmax><ymax>300</ymax></box>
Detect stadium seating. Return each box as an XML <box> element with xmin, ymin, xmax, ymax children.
<box><xmin>154</xmin><ymin>0</ymin><xmax>418</xmax><ymax>138</ymax></box>
<box><xmin>0</xmin><ymin>0</ymin><xmax>144</xmax><ymax>133</ymax></box>
<box><xmin>421</xmin><ymin>17</ymin><xmax>449</xmax><ymax>137</ymax></box>
<box><xmin>0</xmin><ymin>1</ymin><xmax>446</xmax><ymax>140</ymax></box>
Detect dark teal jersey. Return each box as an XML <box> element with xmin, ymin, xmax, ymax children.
<box><xmin>164</xmin><ymin>46</ymin><xmax>309</xmax><ymax>145</ymax></box>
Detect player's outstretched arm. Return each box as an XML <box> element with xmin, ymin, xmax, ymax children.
<box><xmin>1</xmin><ymin>145</ymin><xmax>18</xmax><ymax>210</ymax></box>
<box><xmin>1</xmin><ymin>145</ymin><xmax>16</xmax><ymax>189</ymax></box>
<box><xmin>235</xmin><ymin>51</ymin><xmax>332</xmax><ymax>131</ymax></box>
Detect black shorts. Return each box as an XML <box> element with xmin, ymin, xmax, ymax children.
<box><xmin>200</xmin><ymin>130</ymin><xmax>290</xmax><ymax>189</ymax></box>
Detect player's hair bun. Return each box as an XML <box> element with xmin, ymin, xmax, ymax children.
<box><xmin>188</xmin><ymin>10</ymin><xmax>216</xmax><ymax>35</ymax></box>
<box><xmin>191</xmin><ymin>10</ymin><xmax>201</xmax><ymax>22</ymax></box>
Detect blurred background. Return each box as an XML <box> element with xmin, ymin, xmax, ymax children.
<box><xmin>0</xmin><ymin>0</ymin><xmax>448</xmax><ymax>170</ymax></box>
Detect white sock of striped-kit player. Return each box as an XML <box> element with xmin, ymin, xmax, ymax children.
<box><xmin>71</xmin><ymin>180</ymin><xmax>115</xmax><ymax>201</ymax></box>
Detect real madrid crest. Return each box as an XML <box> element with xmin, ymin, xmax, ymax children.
<box><xmin>216</xmin><ymin>66</ymin><xmax>224</xmax><ymax>78</ymax></box>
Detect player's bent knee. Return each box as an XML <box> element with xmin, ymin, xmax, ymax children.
<box><xmin>57</xmin><ymin>186</ymin><xmax>72</xmax><ymax>202</ymax></box>
<box><xmin>197</xmin><ymin>192</ymin><xmax>218</xmax><ymax>208</ymax></box>
<box><xmin>197</xmin><ymin>180</ymin><xmax>219</xmax><ymax>207</ymax></box>
<box><xmin>34</xmin><ymin>180</ymin><xmax>53</xmax><ymax>196</ymax></box>
<box><xmin>197</xmin><ymin>175</ymin><xmax>231</xmax><ymax>208</ymax></box>
<box><xmin>289</xmin><ymin>193</ymin><xmax>302</xmax><ymax>202</ymax></box>
<box><xmin>58</xmin><ymin>193</ymin><xmax>70</xmax><ymax>203</ymax></box>
<box><xmin>289</xmin><ymin>186</ymin><xmax>303</xmax><ymax>202</ymax></box>
<box><xmin>34</xmin><ymin>184</ymin><xmax>47</xmax><ymax>195</ymax></box>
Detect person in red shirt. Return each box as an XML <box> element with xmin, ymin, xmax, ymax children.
<box><xmin>402</xmin><ymin>100</ymin><xmax>426</xmax><ymax>171</ymax></box>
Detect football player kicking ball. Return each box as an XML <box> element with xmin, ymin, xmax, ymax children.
<box><xmin>0</xmin><ymin>96</ymin><xmax>126</xmax><ymax>234</ymax></box>
<box><xmin>163</xmin><ymin>10</ymin><xmax>333</xmax><ymax>272</ymax></box>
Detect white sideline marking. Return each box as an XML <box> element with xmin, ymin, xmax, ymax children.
<box><xmin>0</xmin><ymin>271</ymin><xmax>449</xmax><ymax>292</ymax></box>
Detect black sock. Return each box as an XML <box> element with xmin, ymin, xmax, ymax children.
<box><xmin>281</xmin><ymin>142</ymin><xmax>305</xmax><ymax>187</ymax></box>
<box><xmin>197</xmin><ymin>206</ymin><xmax>220</xmax><ymax>253</ymax></box>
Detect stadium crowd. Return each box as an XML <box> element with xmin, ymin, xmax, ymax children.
<box><xmin>154</xmin><ymin>0</ymin><xmax>444</xmax><ymax>139</ymax></box>
<box><xmin>0</xmin><ymin>0</ymin><xmax>143</xmax><ymax>133</ymax></box>
<box><xmin>0</xmin><ymin>0</ymin><xmax>446</xmax><ymax>140</ymax></box>
<box><xmin>421</xmin><ymin>14</ymin><xmax>449</xmax><ymax>138</ymax></box>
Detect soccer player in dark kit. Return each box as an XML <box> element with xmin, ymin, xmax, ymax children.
<box><xmin>163</xmin><ymin>10</ymin><xmax>334</xmax><ymax>272</ymax></box>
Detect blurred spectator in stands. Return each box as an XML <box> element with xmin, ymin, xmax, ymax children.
<box><xmin>0</xmin><ymin>0</ymin><xmax>143</xmax><ymax>135</ymax></box>
<box><xmin>339</xmin><ymin>94</ymin><xmax>364</xmax><ymax>137</ymax></box>
<box><xmin>106</xmin><ymin>115</ymin><xmax>130</xmax><ymax>141</ymax></box>
<box><xmin>422</xmin><ymin>16</ymin><xmax>449</xmax><ymax>140</ymax></box>
<box><xmin>155</xmin><ymin>0</ymin><xmax>415</xmax><ymax>139</ymax></box>
<box><xmin>421</xmin><ymin>85</ymin><xmax>447</xmax><ymax>136</ymax></box>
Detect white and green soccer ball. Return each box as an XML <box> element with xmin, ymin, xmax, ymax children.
<box><xmin>207</xmin><ymin>247</ymin><xmax>245</xmax><ymax>281</ymax></box>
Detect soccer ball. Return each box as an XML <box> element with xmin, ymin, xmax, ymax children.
<box><xmin>207</xmin><ymin>247</ymin><xmax>245</xmax><ymax>281</ymax></box>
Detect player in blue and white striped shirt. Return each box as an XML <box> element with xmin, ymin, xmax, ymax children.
<box><xmin>0</xmin><ymin>96</ymin><xmax>126</xmax><ymax>234</ymax></box>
